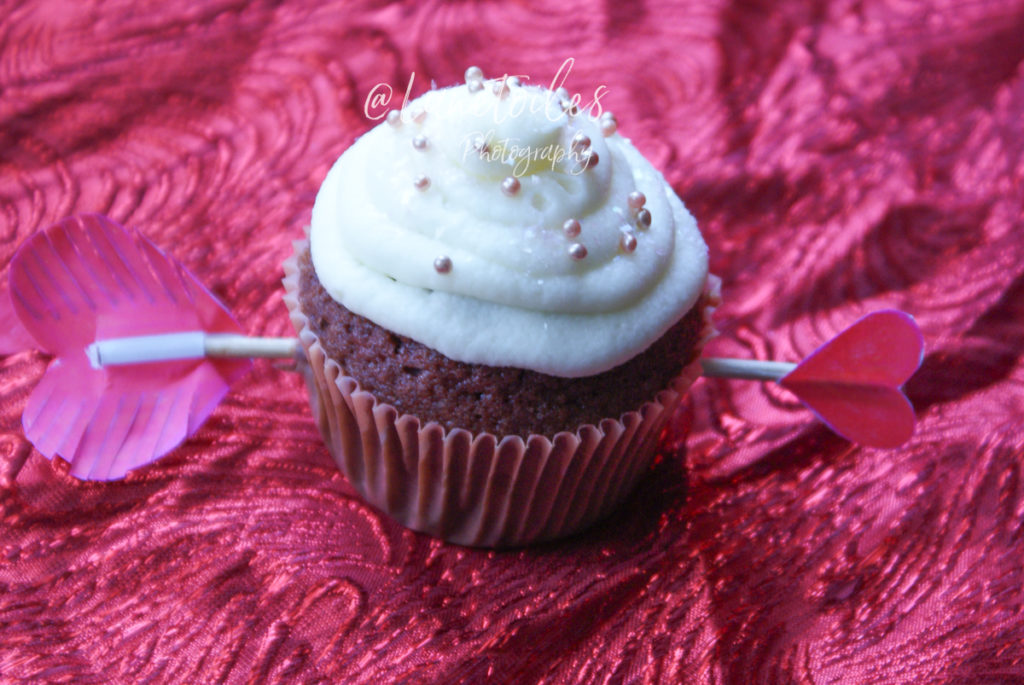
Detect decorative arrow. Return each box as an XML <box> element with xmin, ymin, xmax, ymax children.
<box><xmin>2</xmin><ymin>214</ymin><xmax>252</xmax><ymax>480</ymax></box>
<box><xmin>0</xmin><ymin>214</ymin><xmax>925</xmax><ymax>481</ymax></box>
<box><xmin>701</xmin><ymin>310</ymin><xmax>923</xmax><ymax>448</ymax></box>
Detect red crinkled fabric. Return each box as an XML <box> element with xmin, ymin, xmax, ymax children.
<box><xmin>2</xmin><ymin>1</ymin><xmax>1024</xmax><ymax>683</ymax></box>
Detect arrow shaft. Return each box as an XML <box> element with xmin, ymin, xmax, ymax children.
<box><xmin>88</xmin><ymin>332</ymin><xmax>297</xmax><ymax>368</ymax></box>
<box><xmin>204</xmin><ymin>334</ymin><xmax>298</xmax><ymax>360</ymax></box>
<box><xmin>699</xmin><ymin>357</ymin><xmax>796</xmax><ymax>381</ymax></box>
<box><xmin>89</xmin><ymin>333</ymin><xmax>795</xmax><ymax>383</ymax></box>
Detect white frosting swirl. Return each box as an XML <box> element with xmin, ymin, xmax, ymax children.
<box><xmin>310</xmin><ymin>81</ymin><xmax>708</xmax><ymax>377</ymax></box>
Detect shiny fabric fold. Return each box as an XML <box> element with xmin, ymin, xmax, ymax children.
<box><xmin>2</xmin><ymin>0</ymin><xmax>1023</xmax><ymax>682</ymax></box>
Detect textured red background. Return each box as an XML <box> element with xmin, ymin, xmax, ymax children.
<box><xmin>3</xmin><ymin>1</ymin><xmax>1024</xmax><ymax>683</ymax></box>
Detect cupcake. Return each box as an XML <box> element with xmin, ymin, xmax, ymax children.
<box><xmin>283</xmin><ymin>68</ymin><xmax>717</xmax><ymax>547</ymax></box>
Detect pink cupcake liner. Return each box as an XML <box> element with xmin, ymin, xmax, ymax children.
<box><xmin>283</xmin><ymin>241</ymin><xmax>719</xmax><ymax>547</ymax></box>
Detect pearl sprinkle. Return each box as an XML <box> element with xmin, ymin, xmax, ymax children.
<box><xmin>571</xmin><ymin>132</ymin><xmax>591</xmax><ymax>153</ymax></box>
<box><xmin>627</xmin><ymin>191</ymin><xmax>646</xmax><ymax>209</ymax></box>
<box><xmin>636</xmin><ymin>208</ymin><xmax>652</xmax><ymax>229</ymax></box>
<box><xmin>568</xmin><ymin>243</ymin><xmax>588</xmax><ymax>260</ymax></box>
<box><xmin>413</xmin><ymin>175</ymin><xmax>430</xmax><ymax>190</ymax></box>
<box><xmin>386</xmin><ymin>110</ymin><xmax>401</xmax><ymax>128</ymax></box>
<box><xmin>433</xmin><ymin>256</ymin><xmax>452</xmax><ymax>274</ymax></box>
<box><xmin>501</xmin><ymin>176</ymin><xmax>521</xmax><ymax>195</ymax></box>
<box><xmin>600</xmin><ymin>111</ymin><xmax>618</xmax><ymax>137</ymax></box>
<box><xmin>619</xmin><ymin>232</ymin><xmax>637</xmax><ymax>253</ymax></box>
<box><xmin>466</xmin><ymin>66</ymin><xmax>485</xmax><ymax>93</ymax></box>
<box><xmin>473</xmin><ymin>135</ymin><xmax>490</xmax><ymax>156</ymax></box>
<box><xmin>562</xmin><ymin>218</ymin><xmax>581</xmax><ymax>237</ymax></box>
<box><xmin>412</xmin><ymin>135</ymin><xmax>428</xmax><ymax>151</ymax></box>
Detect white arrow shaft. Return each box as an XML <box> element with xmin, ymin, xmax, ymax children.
<box><xmin>87</xmin><ymin>332</ymin><xmax>297</xmax><ymax>369</ymax></box>
<box><xmin>87</xmin><ymin>332</ymin><xmax>795</xmax><ymax>382</ymax></box>
<box><xmin>699</xmin><ymin>357</ymin><xmax>796</xmax><ymax>381</ymax></box>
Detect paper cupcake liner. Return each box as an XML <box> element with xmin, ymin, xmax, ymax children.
<box><xmin>283</xmin><ymin>241</ymin><xmax>719</xmax><ymax>547</ymax></box>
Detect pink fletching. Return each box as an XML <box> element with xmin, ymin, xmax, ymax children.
<box><xmin>9</xmin><ymin>214</ymin><xmax>251</xmax><ymax>480</ymax></box>
<box><xmin>780</xmin><ymin>310</ymin><xmax>925</xmax><ymax>448</ymax></box>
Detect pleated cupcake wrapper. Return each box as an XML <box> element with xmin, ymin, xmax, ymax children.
<box><xmin>283</xmin><ymin>241</ymin><xmax>719</xmax><ymax>547</ymax></box>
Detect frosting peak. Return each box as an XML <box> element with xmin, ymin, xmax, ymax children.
<box><xmin>311</xmin><ymin>73</ymin><xmax>708</xmax><ymax>377</ymax></box>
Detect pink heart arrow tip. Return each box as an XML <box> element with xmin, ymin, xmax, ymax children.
<box><xmin>780</xmin><ymin>310</ymin><xmax>924</xmax><ymax>448</ymax></box>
